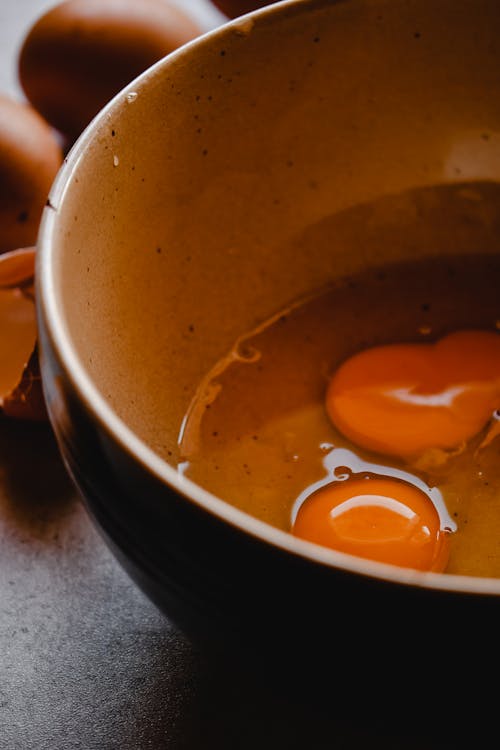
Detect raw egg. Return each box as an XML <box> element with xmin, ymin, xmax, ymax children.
<box><xmin>292</xmin><ymin>473</ymin><xmax>450</xmax><ymax>571</ymax></box>
<box><xmin>326</xmin><ymin>330</ymin><xmax>500</xmax><ymax>460</ymax></box>
<box><xmin>18</xmin><ymin>0</ymin><xmax>203</xmax><ymax>143</ymax></box>
<box><xmin>179</xmin><ymin>243</ymin><xmax>500</xmax><ymax>577</ymax></box>
<box><xmin>0</xmin><ymin>95</ymin><xmax>62</xmax><ymax>254</ymax></box>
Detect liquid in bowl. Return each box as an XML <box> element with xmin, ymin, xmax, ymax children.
<box><xmin>179</xmin><ymin>221</ymin><xmax>500</xmax><ymax>577</ymax></box>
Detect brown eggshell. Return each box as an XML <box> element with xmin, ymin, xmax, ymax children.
<box><xmin>18</xmin><ymin>0</ymin><xmax>203</xmax><ymax>142</ymax></box>
<box><xmin>2</xmin><ymin>345</ymin><xmax>47</xmax><ymax>422</ymax></box>
<box><xmin>0</xmin><ymin>245</ymin><xmax>36</xmax><ymax>288</ymax></box>
<box><xmin>0</xmin><ymin>247</ymin><xmax>46</xmax><ymax>421</ymax></box>
<box><xmin>210</xmin><ymin>0</ymin><xmax>275</xmax><ymax>18</ymax></box>
<box><xmin>0</xmin><ymin>96</ymin><xmax>62</xmax><ymax>255</ymax></box>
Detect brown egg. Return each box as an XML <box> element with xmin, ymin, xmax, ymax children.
<box><xmin>18</xmin><ymin>0</ymin><xmax>203</xmax><ymax>142</ymax></box>
<box><xmin>0</xmin><ymin>96</ymin><xmax>62</xmax><ymax>255</ymax></box>
<box><xmin>210</xmin><ymin>0</ymin><xmax>275</xmax><ymax>18</ymax></box>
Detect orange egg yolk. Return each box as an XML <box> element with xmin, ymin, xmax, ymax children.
<box><xmin>292</xmin><ymin>476</ymin><xmax>450</xmax><ymax>571</ymax></box>
<box><xmin>326</xmin><ymin>330</ymin><xmax>500</xmax><ymax>459</ymax></box>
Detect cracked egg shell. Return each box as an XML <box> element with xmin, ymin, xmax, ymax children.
<box><xmin>2</xmin><ymin>345</ymin><xmax>47</xmax><ymax>422</ymax></box>
<box><xmin>0</xmin><ymin>95</ymin><xmax>62</xmax><ymax>255</ymax></box>
<box><xmin>18</xmin><ymin>0</ymin><xmax>203</xmax><ymax>143</ymax></box>
<box><xmin>0</xmin><ymin>247</ymin><xmax>46</xmax><ymax>421</ymax></box>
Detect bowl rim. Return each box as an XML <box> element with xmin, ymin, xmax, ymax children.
<box><xmin>36</xmin><ymin>0</ymin><xmax>500</xmax><ymax>599</ymax></box>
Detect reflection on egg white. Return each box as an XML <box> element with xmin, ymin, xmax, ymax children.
<box><xmin>290</xmin><ymin>447</ymin><xmax>457</xmax><ymax>533</ymax></box>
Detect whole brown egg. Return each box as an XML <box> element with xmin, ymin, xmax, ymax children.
<box><xmin>18</xmin><ymin>0</ymin><xmax>203</xmax><ymax>143</ymax></box>
<box><xmin>210</xmin><ymin>0</ymin><xmax>276</xmax><ymax>18</ymax></box>
<box><xmin>0</xmin><ymin>95</ymin><xmax>62</xmax><ymax>255</ymax></box>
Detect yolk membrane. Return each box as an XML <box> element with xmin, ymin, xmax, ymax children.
<box><xmin>325</xmin><ymin>330</ymin><xmax>500</xmax><ymax>459</ymax></box>
<box><xmin>292</xmin><ymin>475</ymin><xmax>450</xmax><ymax>571</ymax></box>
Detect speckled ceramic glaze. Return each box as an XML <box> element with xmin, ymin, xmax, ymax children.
<box><xmin>37</xmin><ymin>0</ymin><xmax>500</xmax><ymax>701</ymax></box>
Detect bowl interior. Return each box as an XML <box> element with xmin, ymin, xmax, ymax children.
<box><xmin>40</xmin><ymin>0</ymin><xmax>500</xmax><ymax>585</ymax></box>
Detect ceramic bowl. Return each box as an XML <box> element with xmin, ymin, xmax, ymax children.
<box><xmin>36</xmin><ymin>0</ymin><xmax>500</xmax><ymax>703</ymax></box>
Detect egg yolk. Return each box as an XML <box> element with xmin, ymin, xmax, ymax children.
<box><xmin>326</xmin><ymin>330</ymin><xmax>500</xmax><ymax>459</ymax></box>
<box><xmin>292</xmin><ymin>475</ymin><xmax>450</xmax><ymax>571</ymax></box>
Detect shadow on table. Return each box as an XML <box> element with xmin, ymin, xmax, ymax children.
<box><xmin>0</xmin><ymin>416</ymin><xmax>76</xmax><ymax>536</ymax></box>
<box><xmin>121</xmin><ymin>639</ymin><xmax>490</xmax><ymax>750</ymax></box>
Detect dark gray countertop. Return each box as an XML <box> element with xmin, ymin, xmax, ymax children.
<box><xmin>0</xmin><ymin>3</ymin><xmax>455</xmax><ymax>748</ymax></box>
<box><xmin>2</xmin><ymin>420</ymin><xmax>418</xmax><ymax>749</ymax></box>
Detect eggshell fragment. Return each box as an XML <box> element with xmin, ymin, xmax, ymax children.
<box><xmin>2</xmin><ymin>345</ymin><xmax>47</xmax><ymax>422</ymax></box>
<box><xmin>0</xmin><ymin>95</ymin><xmax>62</xmax><ymax>255</ymax></box>
<box><xmin>0</xmin><ymin>245</ymin><xmax>37</xmax><ymax>288</ymax></box>
<box><xmin>18</xmin><ymin>0</ymin><xmax>203</xmax><ymax>142</ymax></box>
<box><xmin>0</xmin><ymin>247</ymin><xmax>46</xmax><ymax>421</ymax></box>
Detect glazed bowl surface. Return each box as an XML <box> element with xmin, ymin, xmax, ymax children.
<box><xmin>37</xmin><ymin>0</ymin><xmax>500</xmax><ymax>699</ymax></box>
